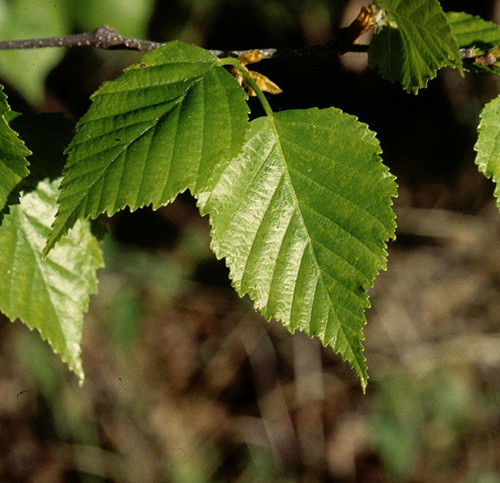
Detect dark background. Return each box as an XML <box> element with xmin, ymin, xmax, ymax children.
<box><xmin>1</xmin><ymin>0</ymin><xmax>500</xmax><ymax>481</ymax></box>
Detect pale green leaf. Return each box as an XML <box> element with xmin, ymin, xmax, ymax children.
<box><xmin>0</xmin><ymin>178</ymin><xmax>104</xmax><ymax>382</ymax></box>
<box><xmin>199</xmin><ymin>109</ymin><xmax>397</xmax><ymax>389</ymax></box>
<box><xmin>474</xmin><ymin>95</ymin><xmax>500</xmax><ymax>210</ymax></box>
<box><xmin>369</xmin><ymin>0</ymin><xmax>462</xmax><ymax>94</ymax></box>
<box><xmin>0</xmin><ymin>86</ymin><xmax>31</xmax><ymax>219</ymax></box>
<box><xmin>0</xmin><ymin>0</ymin><xmax>69</xmax><ymax>104</ymax></box>
<box><xmin>44</xmin><ymin>41</ymin><xmax>249</xmax><ymax>256</ymax></box>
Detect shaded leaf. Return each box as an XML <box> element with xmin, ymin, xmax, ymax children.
<box><xmin>447</xmin><ymin>11</ymin><xmax>500</xmax><ymax>49</ymax></box>
<box><xmin>475</xmin><ymin>95</ymin><xmax>500</xmax><ymax>210</ymax></box>
<box><xmin>0</xmin><ymin>86</ymin><xmax>31</xmax><ymax>222</ymax></box>
<box><xmin>199</xmin><ymin>109</ymin><xmax>397</xmax><ymax>389</ymax></box>
<box><xmin>447</xmin><ymin>11</ymin><xmax>500</xmax><ymax>74</ymax></box>
<box><xmin>0</xmin><ymin>178</ymin><xmax>103</xmax><ymax>382</ymax></box>
<box><xmin>44</xmin><ymin>41</ymin><xmax>249</xmax><ymax>256</ymax></box>
<box><xmin>9</xmin><ymin>113</ymin><xmax>74</xmax><ymax>191</ymax></box>
<box><xmin>2</xmin><ymin>113</ymin><xmax>74</xmax><ymax>227</ymax></box>
<box><xmin>369</xmin><ymin>0</ymin><xmax>462</xmax><ymax>93</ymax></box>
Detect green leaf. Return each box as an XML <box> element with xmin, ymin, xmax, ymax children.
<box><xmin>3</xmin><ymin>113</ymin><xmax>75</xmax><ymax>217</ymax></box>
<box><xmin>72</xmin><ymin>0</ymin><xmax>156</xmax><ymax>38</ymax></box>
<box><xmin>0</xmin><ymin>86</ymin><xmax>31</xmax><ymax>220</ymax></box>
<box><xmin>447</xmin><ymin>11</ymin><xmax>500</xmax><ymax>48</ymax></box>
<box><xmin>0</xmin><ymin>178</ymin><xmax>104</xmax><ymax>382</ymax></box>
<box><xmin>369</xmin><ymin>0</ymin><xmax>462</xmax><ymax>94</ymax></box>
<box><xmin>447</xmin><ymin>11</ymin><xmax>500</xmax><ymax>75</ymax></box>
<box><xmin>0</xmin><ymin>0</ymin><xmax>69</xmax><ymax>103</ymax></box>
<box><xmin>474</xmin><ymin>95</ymin><xmax>500</xmax><ymax>210</ymax></box>
<box><xmin>198</xmin><ymin>109</ymin><xmax>397</xmax><ymax>390</ymax></box>
<box><xmin>44</xmin><ymin>41</ymin><xmax>249</xmax><ymax>256</ymax></box>
<box><xmin>8</xmin><ymin>113</ymin><xmax>74</xmax><ymax>190</ymax></box>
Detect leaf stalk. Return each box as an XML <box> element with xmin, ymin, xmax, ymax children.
<box><xmin>220</xmin><ymin>57</ymin><xmax>274</xmax><ymax>118</ymax></box>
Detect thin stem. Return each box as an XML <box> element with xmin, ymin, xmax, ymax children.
<box><xmin>220</xmin><ymin>58</ymin><xmax>275</xmax><ymax>118</ymax></box>
<box><xmin>0</xmin><ymin>25</ymin><xmax>368</xmax><ymax>58</ymax></box>
<box><xmin>213</xmin><ymin>42</ymin><xmax>368</xmax><ymax>60</ymax></box>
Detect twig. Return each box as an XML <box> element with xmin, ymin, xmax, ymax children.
<box><xmin>212</xmin><ymin>42</ymin><xmax>368</xmax><ymax>59</ymax></box>
<box><xmin>0</xmin><ymin>26</ymin><xmax>164</xmax><ymax>51</ymax></box>
<box><xmin>0</xmin><ymin>25</ymin><xmax>368</xmax><ymax>59</ymax></box>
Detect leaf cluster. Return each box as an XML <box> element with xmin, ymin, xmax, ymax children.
<box><xmin>1</xmin><ymin>0</ymin><xmax>500</xmax><ymax>390</ymax></box>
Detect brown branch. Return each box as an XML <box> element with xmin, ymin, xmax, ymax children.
<box><xmin>0</xmin><ymin>25</ymin><xmax>368</xmax><ymax>59</ymax></box>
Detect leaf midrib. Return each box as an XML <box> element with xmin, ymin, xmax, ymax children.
<box><xmin>267</xmin><ymin>113</ymin><xmax>366</xmax><ymax>377</ymax></box>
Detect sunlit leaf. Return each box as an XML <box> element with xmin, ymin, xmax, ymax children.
<box><xmin>475</xmin><ymin>94</ymin><xmax>500</xmax><ymax>210</ymax></box>
<box><xmin>44</xmin><ymin>41</ymin><xmax>249</xmax><ymax>256</ymax></box>
<box><xmin>369</xmin><ymin>0</ymin><xmax>462</xmax><ymax>93</ymax></box>
<box><xmin>199</xmin><ymin>109</ymin><xmax>397</xmax><ymax>389</ymax></box>
<box><xmin>0</xmin><ymin>178</ymin><xmax>103</xmax><ymax>382</ymax></box>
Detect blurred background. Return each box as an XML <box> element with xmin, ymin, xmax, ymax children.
<box><xmin>1</xmin><ymin>0</ymin><xmax>500</xmax><ymax>481</ymax></box>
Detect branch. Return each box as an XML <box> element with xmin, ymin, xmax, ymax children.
<box><xmin>0</xmin><ymin>26</ymin><xmax>164</xmax><ymax>51</ymax></box>
<box><xmin>0</xmin><ymin>25</ymin><xmax>368</xmax><ymax>59</ymax></box>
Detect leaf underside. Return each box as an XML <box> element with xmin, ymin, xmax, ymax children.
<box><xmin>44</xmin><ymin>40</ymin><xmax>249</xmax><ymax>256</ymax></box>
<box><xmin>0</xmin><ymin>178</ymin><xmax>103</xmax><ymax>382</ymax></box>
<box><xmin>369</xmin><ymin>0</ymin><xmax>462</xmax><ymax>93</ymax></box>
<box><xmin>475</xmin><ymin>95</ymin><xmax>500</xmax><ymax>210</ymax></box>
<box><xmin>199</xmin><ymin>109</ymin><xmax>397</xmax><ymax>390</ymax></box>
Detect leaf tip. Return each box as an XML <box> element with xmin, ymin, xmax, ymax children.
<box><xmin>361</xmin><ymin>375</ymin><xmax>368</xmax><ymax>394</ymax></box>
<box><xmin>42</xmin><ymin>238</ymin><xmax>55</xmax><ymax>261</ymax></box>
<box><xmin>42</xmin><ymin>224</ymin><xmax>65</xmax><ymax>260</ymax></box>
